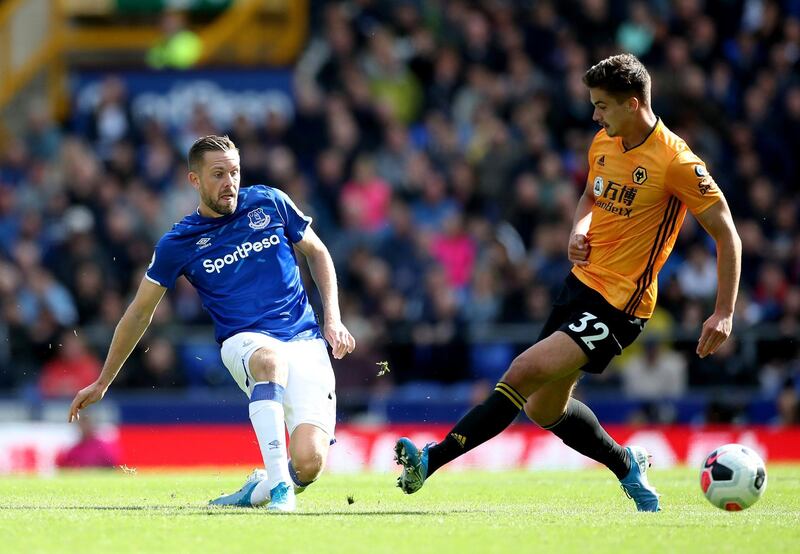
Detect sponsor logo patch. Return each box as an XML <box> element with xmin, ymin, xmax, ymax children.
<box><xmin>594</xmin><ymin>199</ymin><xmax>633</xmax><ymax>218</ymax></box>
<box><xmin>203</xmin><ymin>235</ymin><xmax>281</xmax><ymax>273</ymax></box>
<box><xmin>450</xmin><ymin>433</ymin><xmax>467</xmax><ymax>448</ymax></box>
<box><xmin>593</xmin><ymin>176</ymin><xmax>604</xmax><ymax>196</ymax></box>
<box><xmin>698</xmin><ymin>177</ymin><xmax>714</xmax><ymax>195</ymax></box>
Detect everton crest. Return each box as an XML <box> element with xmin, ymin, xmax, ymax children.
<box><xmin>247</xmin><ymin>208</ymin><xmax>270</xmax><ymax>230</ymax></box>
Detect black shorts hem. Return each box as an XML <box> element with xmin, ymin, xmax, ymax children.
<box><xmin>558</xmin><ymin>326</ymin><xmax>620</xmax><ymax>374</ymax></box>
<box><xmin>540</xmin><ymin>274</ymin><xmax>647</xmax><ymax>375</ymax></box>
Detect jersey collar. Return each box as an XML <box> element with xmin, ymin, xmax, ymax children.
<box><xmin>620</xmin><ymin>117</ymin><xmax>661</xmax><ymax>153</ymax></box>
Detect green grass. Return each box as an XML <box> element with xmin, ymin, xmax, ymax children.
<box><xmin>1</xmin><ymin>467</ymin><xmax>799</xmax><ymax>553</ymax></box>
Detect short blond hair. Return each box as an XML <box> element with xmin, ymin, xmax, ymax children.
<box><xmin>187</xmin><ymin>135</ymin><xmax>237</xmax><ymax>172</ymax></box>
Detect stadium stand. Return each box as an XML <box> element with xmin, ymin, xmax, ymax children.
<box><xmin>0</xmin><ymin>0</ymin><xmax>798</xmax><ymax>426</ymax></box>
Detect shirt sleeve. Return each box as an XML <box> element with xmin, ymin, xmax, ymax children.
<box><xmin>145</xmin><ymin>235</ymin><xmax>184</xmax><ymax>289</ymax></box>
<box><xmin>586</xmin><ymin>140</ymin><xmax>596</xmax><ymax>178</ymax></box>
<box><xmin>272</xmin><ymin>188</ymin><xmax>313</xmax><ymax>243</ymax></box>
<box><xmin>586</xmin><ymin>131</ymin><xmax>604</xmax><ymax>195</ymax></box>
<box><xmin>665</xmin><ymin>149</ymin><xmax>723</xmax><ymax>215</ymax></box>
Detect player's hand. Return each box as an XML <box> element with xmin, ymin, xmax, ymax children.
<box><xmin>696</xmin><ymin>311</ymin><xmax>733</xmax><ymax>358</ymax></box>
<box><xmin>324</xmin><ymin>319</ymin><xmax>356</xmax><ymax>359</ymax></box>
<box><xmin>568</xmin><ymin>233</ymin><xmax>590</xmax><ymax>266</ymax></box>
<box><xmin>68</xmin><ymin>380</ymin><xmax>108</xmax><ymax>422</ymax></box>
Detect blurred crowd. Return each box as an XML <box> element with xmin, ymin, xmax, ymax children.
<box><xmin>0</xmin><ymin>0</ymin><xmax>799</xmax><ymax>423</ymax></box>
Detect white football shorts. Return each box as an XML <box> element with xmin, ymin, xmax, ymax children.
<box><xmin>220</xmin><ymin>332</ymin><xmax>336</xmax><ymax>437</ymax></box>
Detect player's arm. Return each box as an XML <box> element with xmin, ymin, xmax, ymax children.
<box><xmin>294</xmin><ymin>227</ymin><xmax>355</xmax><ymax>359</ymax></box>
<box><xmin>569</xmin><ymin>179</ymin><xmax>596</xmax><ymax>266</ymax></box>
<box><xmin>693</xmin><ymin>197</ymin><xmax>742</xmax><ymax>358</ymax></box>
<box><xmin>68</xmin><ymin>278</ymin><xmax>167</xmax><ymax>421</ymax></box>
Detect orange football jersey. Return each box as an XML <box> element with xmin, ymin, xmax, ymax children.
<box><xmin>572</xmin><ymin>118</ymin><xmax>723</xmax><ymax>318</ymax></box>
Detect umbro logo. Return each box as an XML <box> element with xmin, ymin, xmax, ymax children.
<box><xmin>196</xmin><ymin>237</ymin><xmax>212</xmax><ymax>249</ymax></box>
<box><xmin>597</xmin><ymin>155</ymin><xmax>605</xmax><ymax>166</ymax></box>
<box><xmin>268</xmin><ymin>439</ymin><xmax>281</xmax><ymax>450</ymax></box>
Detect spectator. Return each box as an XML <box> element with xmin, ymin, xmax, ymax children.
<box><xmin>677</xmin><ymin>244</ymin><xmax>718</xmax><ymax>302</ymax></box>
<box><xmin>125</xmin><ymin>337</ymin><xmax>184</xmax><ymax>389</ymax></box>
<box><xmin>411</xmin><ymin>170</ymin><xmax>458</xmax><ymax>233</ymax></box>
<box><xmin>616</xmin><ymin>2</ymin><xmax>657</xmax><ymax>57</ymax></box>
<box><xmin>146</xmin><ymin>11</ymin><xmax>202</xmax><ymax>70</ymax></box>
<box><xmin>24</xmin><ymin>100</ymin><xmax>62</xmax><ymax>161</ymax></box>
<box><xmin>463</xmin><ymin>268</ymin><xmax>502</xmax><ymax>324</ymax></box>
<box><xmin>775</xmin><ymin>377</ymin><xmax>799</xmax><ymax>426</ymax></box>
<box><xmin>85</xmin><ymin>77</ymin><xmax>135</xmax><ymax>160</ymax></box>
<box><xmin>430</xmin><ymin>212</ymin><xmax>476</xmax><ymax>290</ymax></box>
<box><xmin>39</xmin><ymin>331</ymin><xmax>101</xmax><ymax>398</ymax></box>
<box><xmin>339</xmin><ymin>155</ymin><xmax>392</xmax><ymax>234</ymax></box>
<box><xmin>621</xmin><ymin>337</ymin><xmax>688</xmax><ymax>400</ymax></box>
<box><xmin>364</xmin><ymin>27</ymin><xmax>423</xmax><ymax>124</ymax></box>
<box><xmin>56</xmin><ymin>415</ymin><xmax>120</xmax><ymax>469</ymax></box>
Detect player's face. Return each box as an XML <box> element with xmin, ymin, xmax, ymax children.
<box><xmin>190</xmin><ymin>150</ymin><xmax>241</xmax><ymax>217</ymax></box>
<box><xmin>589</xmin><ymin>87</ymin><xmax>634</xmax><ymax>137</ymax></box>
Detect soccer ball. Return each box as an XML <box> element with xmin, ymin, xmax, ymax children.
<box><xmin>700</xmin><ymin>443</ymin><xmax>767</xmax><ymax>511</ymax></box>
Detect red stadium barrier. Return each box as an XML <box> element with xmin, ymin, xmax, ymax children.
<box><xmin>3</xmin><ymin>424</ymin><xmax>800</xmax><ymax>474</ymax></box>
<box><xmin>118</xmin><ymin>424</ymin><xmax>800</xmax><ymax>471</ymax></box>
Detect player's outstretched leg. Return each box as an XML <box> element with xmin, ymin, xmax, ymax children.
<box><xmin>537</xmin><ymin>396</ymin><xmax>631</xmax><ymax>480</ymax></box>
<box><xmin>530</xmin><ymin>392</ymin><xmax>658</xmax><ymax>511</ymax></box>
<box><xmin>394</xmin><ymin>381</ymin><xmax>525</xmax><ymax>494</ymax></box>
<box><xmin>394</xmin><ymin>333</ymin><xmax>589</xmax><ymax>493</ymax></box>
<box><xmin>619</xmin><ymin>446</ymin><xmax>661</xmax><ymax>512</ymax></box>
<box><xmin>209</xmin><ymin>469</ymin><xmax>269</xmax><ymax>507</ymax></box>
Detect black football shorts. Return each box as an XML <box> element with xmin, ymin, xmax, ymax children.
<box><xmin>537</xmin><ymin>273</ymin><xmax>647</xmax><ymax>374</ymax></box>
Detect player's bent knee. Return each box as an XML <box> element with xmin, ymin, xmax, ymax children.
<box><xmin>524</xmin><ymin>402</ymin><xmax>563</xmax><ymax>427</ymax></box>
<box><xmin>504</xmin><ymin>355</ymin><xmax>551</xmax><ymax>392</ymax></box>
<box><xmin>248</xmin><ymin>348</ymin><xmax>289</xmax><ymax>384</ymax></box>
<box><xmin>523</xmin><ymin>376</ymin><xmax>578</xmax><ymax>427</ymax></box>
<box><xmin>292</xmin><ymin>450</ymin><xmax>326</xmax><ymax>482</ymax></box>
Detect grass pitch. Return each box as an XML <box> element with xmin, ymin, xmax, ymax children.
<box><xmin>1</xmin><ymin>467</ymin><xmax>798</xmax><ymax>554</ymax></box>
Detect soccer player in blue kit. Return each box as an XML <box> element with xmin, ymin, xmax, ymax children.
<box><xmin>68</xmin><ymin>135</ymin><xmax>355</xmax><ymax>512</ymax></box>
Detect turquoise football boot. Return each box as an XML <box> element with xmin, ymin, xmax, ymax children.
<box><xmin>266</xmin><ymin>482</ymin><xmax>296</xmax><ymax>512</ymax></box>
<box><xmin>394</xmin><ymin>438</ymin><xmax>432</xmax><ymax>494</ymax></box>
<box><xmin>209</xmin><ymin>469</ymin><xmax>267</xmax><ymax>507</ymax></box>
<box><xmin>620</xmin><ymin>446</ymin><xmax>661</xmax><ymax>512</ymax></box>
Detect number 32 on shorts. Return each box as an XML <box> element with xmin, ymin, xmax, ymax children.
<box><xmin>568</xmin><ymin>312</ymin><xmax>609</xmax><ymax>351</ymax></box>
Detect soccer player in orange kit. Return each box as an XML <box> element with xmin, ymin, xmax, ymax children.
<box><xmin>394</xmin><ymin>53</ymin><xmax>742</xmax><ymax>512</ymax></box>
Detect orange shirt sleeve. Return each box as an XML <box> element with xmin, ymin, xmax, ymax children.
<box><xmin>665</xmin><ymin>150</ymin><xmax>722</xmax><ymax>215</ymax></box>
<box><xmin>585</xmin><ymin>132</ymin><xmax>603</xmax><ymax>194</ymax></box>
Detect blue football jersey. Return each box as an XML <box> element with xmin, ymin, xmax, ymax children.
<box><xmin>146</xmin><ymin>185</ymin><xmax>322</xmax><ymax>344</ymax></box>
